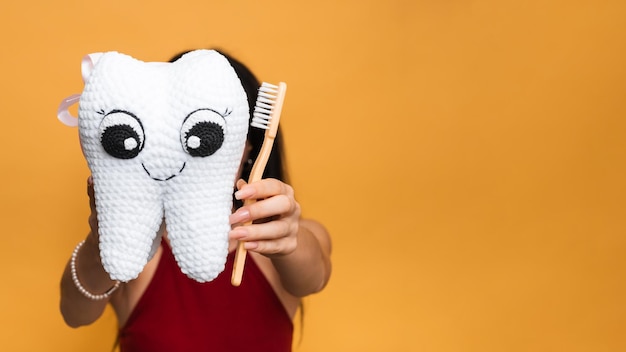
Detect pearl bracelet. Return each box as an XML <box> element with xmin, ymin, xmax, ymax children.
<box><xmin>70</xmin><ymin>240</ymin><xmax>121</xmax><ymax>300</ymax></box>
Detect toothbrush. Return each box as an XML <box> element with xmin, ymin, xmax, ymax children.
<box><xmin>231</xmin><ymin>81</ymin><xmax>287</xmax><ymax>286</ymax></box>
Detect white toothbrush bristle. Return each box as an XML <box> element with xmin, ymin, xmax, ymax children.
<box><xmin>260</xmin><ymin>82</ymin><xmax>279</xmax><ymax>91</ymax></box>
<box><xmin>252</xmin><ymin>82</ymin><xmax>279</xmax><ymax>130</ymax></box>
<box><xmin>251</xmin><ymin>116</ymin><xmax>271</xmax><ymax>129</ymax></box>
<box><xmin>252</xmin><ymin>82</ymin><xmax>285</xmax><ymax>130</ymax></box>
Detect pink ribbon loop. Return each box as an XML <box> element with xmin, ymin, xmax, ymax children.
<box><xmin>57</xmin><ymin>94</ymin><xmax>81</xmax><ymax>127</ymax></box>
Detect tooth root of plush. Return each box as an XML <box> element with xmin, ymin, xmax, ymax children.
<box><xmin>164</xmin><ymin>176</ymin><xmax>233</xmax><ymax>283</ymax></box>
<box><xmin>95</xmin><ymin>176</ymin><xmax>163</xmax><ymax>282</ymax></box>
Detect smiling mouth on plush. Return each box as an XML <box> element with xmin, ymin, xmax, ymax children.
<box><xmin>141</xmin><ymin>162</ymin><xmax>186</xmax><ymax>181</ymax></box>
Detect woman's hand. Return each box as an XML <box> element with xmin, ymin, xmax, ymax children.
<box><xmin>87</xmin><ymin>176</ymin><xmax>99</xmax><ymax>240</ymax></box>
<box><xmin>228</xmin><ymin>178</ymin><xmax>301</xmax><ymax>257</ymax></box>
<box><xmin>229</xmin><ymin>178</ymin><xmax>331</xmax><ymax>296</ymax></box>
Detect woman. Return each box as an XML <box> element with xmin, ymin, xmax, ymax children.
<box><xmin>59</xmin><ymin>50</ymin><xmax>332</xmax><ymax>351</ymax></box>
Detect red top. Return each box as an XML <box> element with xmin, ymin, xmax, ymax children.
<box><xmin>119</xmin><ymin>243</ymin><xmax>293</xmax><ymax>352</ymax></box>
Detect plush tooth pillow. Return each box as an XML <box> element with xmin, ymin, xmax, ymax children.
<box><xmin>66</xmin><ymin>50</ymin><xmax>249</xmax><ymax>282</ymax></box>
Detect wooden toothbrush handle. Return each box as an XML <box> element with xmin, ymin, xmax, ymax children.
<box><xmin>231</xmin><ymin>136</ymin><xmax>275</xmax><ymax>286</ymax></box>
<box><xmin>231</xmin><ymin>199</ymin><xmax>256</xmax><ymax>286</ymax></box>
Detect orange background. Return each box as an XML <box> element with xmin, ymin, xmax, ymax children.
<box><xmin>1</xmin><ymin>1</ymin><xmax>625</xmax><ymax>351</ymax></box>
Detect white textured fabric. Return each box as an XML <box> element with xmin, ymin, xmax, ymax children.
<box><xmin>78</xmin><ymin>50</ymin><xmax>249</xmax><ymax>282</ymax></box>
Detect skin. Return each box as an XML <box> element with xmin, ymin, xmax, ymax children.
<box><xmin>60</xmin><ymin>173</ymin><xmax>332</xmax><ymax>329</ymax></box>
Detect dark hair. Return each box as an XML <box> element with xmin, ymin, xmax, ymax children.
<box><xmin>169</xmin><ymin>49</ymin><xmax>287</xmax><ymax>184</ymax></box>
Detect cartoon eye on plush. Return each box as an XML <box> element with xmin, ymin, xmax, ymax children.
<box><xmin>99</xmin><ymin>110</ymin><xmax>145</xmax><ymax>159</ymax></box>
<box><xmin>180</xmin><ymin>108</ymin><xmax>227</xmax><ymax>157</ymax></box>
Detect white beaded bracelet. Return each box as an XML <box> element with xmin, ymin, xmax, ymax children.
<box><xmin>70</xmin><ymin>240</ymin><xmax>121</xmax><ymax>300</ymax></box>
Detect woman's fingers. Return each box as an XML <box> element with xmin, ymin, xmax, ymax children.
<box><xmin>230</xmin><ymin>218</ymin><xmax>293</xmax><ymax>241</ymax></box>
<box><xmin>243</xmin><ymin>237</ymin><xmax>298</xmax><ymax>256</ymax></box>
<box><xmin>87</xmin><ymin>176</ymin><xmax>95</xmax><ymax>206</ymax></box>
<box><xmin>230</xmin><ymin>194</ymin><xmax>300</xmax><ymax>225</ymax></box>
<box><xmin>87</xmin><ymin>176</ymin><xmax>99</xmax><ymax>234</ymax></box>
<box><xmin>230</xmin><ymin>220</ymin><xmax>298</xmax><ymax>255</ymax></box>
<box><xmin>230</xmin><ymin>178</ymin><xmax>301</xmax><ymax>256</ymax></box>
<box><xmin>234</xmin><ymin>178</ymin><xmax>294</xmax><ymax>201</ymax></box>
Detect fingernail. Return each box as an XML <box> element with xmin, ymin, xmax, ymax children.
<box><xmin>229</xmin><ymin>227</ymin><xmax>248</xmax><ymax>240</ymax></box>
<box><xmin>234</xmin><ymin>186</ymin><xmax>255</xmax><ymax>200</ymax></box>
<box><xmin>229</xmin><ymin>209</ymin><xmax>250</xmax><ymax>224</ymax></box>
<box><xmin>243</xmin><ymin>242</ymin><xmax>258</xmax><ymax>250</ymax></box>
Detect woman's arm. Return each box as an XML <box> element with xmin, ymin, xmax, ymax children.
<box><xmin>229</xmin><ymin>179</ymin><xmax>332</xmax><ymax>297</ymax></box>
<box><xmin>59</xmin><ymin>178</ymin><xmax>121</xmax><ymax>328</ymax></box>
<box><xmin>272</xmin><ymin>218</ymin><xmax>332</xmax><ymax>296</ymax></box>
